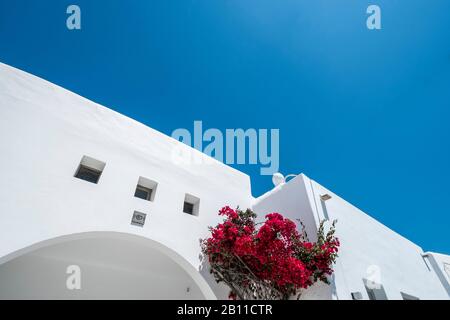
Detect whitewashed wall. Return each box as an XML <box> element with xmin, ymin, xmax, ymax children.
<box><xmin>424</xmin><ymin>252</ymin><xmax>450</xmax><ymax>297</ymax></box>
<box><xmin>0</xmin><ymin>63</ymin><xmax>253</xmax><ymax>299</ymax></box>
<box><xmin>253</xmin><ymin>174</ymin><xmax>450</xmax><ymax>300</ymax></box>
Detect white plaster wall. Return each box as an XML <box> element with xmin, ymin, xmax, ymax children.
<box><xmin>0</xmin><ymin>63</ymin><xmax>253</xmax><ymax>299</ymax></box>
<box><xmin>304</xmin><ymin>175</ymin><xmax>449</xmax><ymax>300</ymax></box>
<box><xmin>252</xmin><ymin>175</ymin><xmax>322</xmax><ymax>245</ymax></box>
<box><xmin>253</xmin><ymin>174</ymin><xmax>449</xmax><ymax>300</ymax></box>
<box><xmin>424</xmin><ymin>252</ymin><xmax>450</xmax><ymax>297</ymax></box>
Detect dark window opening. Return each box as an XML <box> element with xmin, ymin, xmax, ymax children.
<box><xmin>183</xmin><ymin>193</ymin><xmax>200</xmax><ymax>216</ymax></box>
<box><xmin>134</xmin><ymin>185</ymin><xmax>153</xmax><ymax>201</ymax></box>
<box><xmin>75</xmin><ymin>165</ymin><xmax>102</xmax><ymax>184</ymax></box>
<box><xmin>183</xmin><ymin>202</ymin><xmax>194</xmax><ymax>215</ymax></box>
<box><xmin>134</xmin><ymin>177</ymin><xmax>158</xmax><ymax>201</ymax></box>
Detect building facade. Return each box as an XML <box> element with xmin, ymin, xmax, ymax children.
<box><xmin>0</xmin><ymin>63</ymin><xmax>448</xmax><ymax>299</ymax></box>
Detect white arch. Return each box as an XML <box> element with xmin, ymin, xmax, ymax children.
<box><xmin>0</xmin><ymin>231</ymin><xmax>217</xmax><ymax>300</ymax></box>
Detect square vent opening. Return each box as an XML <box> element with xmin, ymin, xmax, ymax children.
<box><xmin>131</xmin><ymin>211</ymin><xmax>147</xmax><ymax>227</ymax></box>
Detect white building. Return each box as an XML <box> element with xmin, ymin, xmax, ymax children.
<box><xmin>0</xmin><ymin>62</ymin><xmax>449</xmax><ymax>300</ymax></box>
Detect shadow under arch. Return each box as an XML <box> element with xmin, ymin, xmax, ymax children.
<box><xmin>0</xmin><ymin>231</ymin><xmax>217</xmax><ymax>300</ymax></box>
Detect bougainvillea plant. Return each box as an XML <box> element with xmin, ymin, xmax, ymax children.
<box><xmin>201</xmin><ymin>206</ymin><xmax>339</xmax><ymax>300</ymax></box>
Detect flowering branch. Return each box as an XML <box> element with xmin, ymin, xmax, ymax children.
<box><xmin>201</xmin><ymin>206</ymin><xmax>339</xmax><ymax>300</ymax></box>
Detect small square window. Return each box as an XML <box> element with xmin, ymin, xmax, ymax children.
<box><xmin>74</xmin><ymin>156</ymin><xmax>105</xmax><ymax>184</ymax></box>
<box><xmin>131</xmin><ymin>211</ymin><xmax>147</xmax><ymax>227</ymax></box>
<box><xmin>134</xmin><ymin>177</ymin><xmax>158</xmax><ymax>202</ymax></box>
<box><xmin>183</xmin><ymin>194</ymin><xmax>200</xmax><ymax>216</ymax></box>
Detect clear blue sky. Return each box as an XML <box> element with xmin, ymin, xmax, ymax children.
<box><xmin>0</xmin><ymin>1</ymin><xmax>449</xmax><ymax>253</ymax></box>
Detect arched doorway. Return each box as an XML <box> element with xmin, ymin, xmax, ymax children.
<box><xmin>0</xmin><ymin>232</ymin><xmax>216</xmax><ymax>299</ymax></box>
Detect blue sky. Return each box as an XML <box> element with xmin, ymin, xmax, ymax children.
<box><xmin>0</xmin><ymin>1</ymin><xmax>449</xmax><ymax>253</ymax></box>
